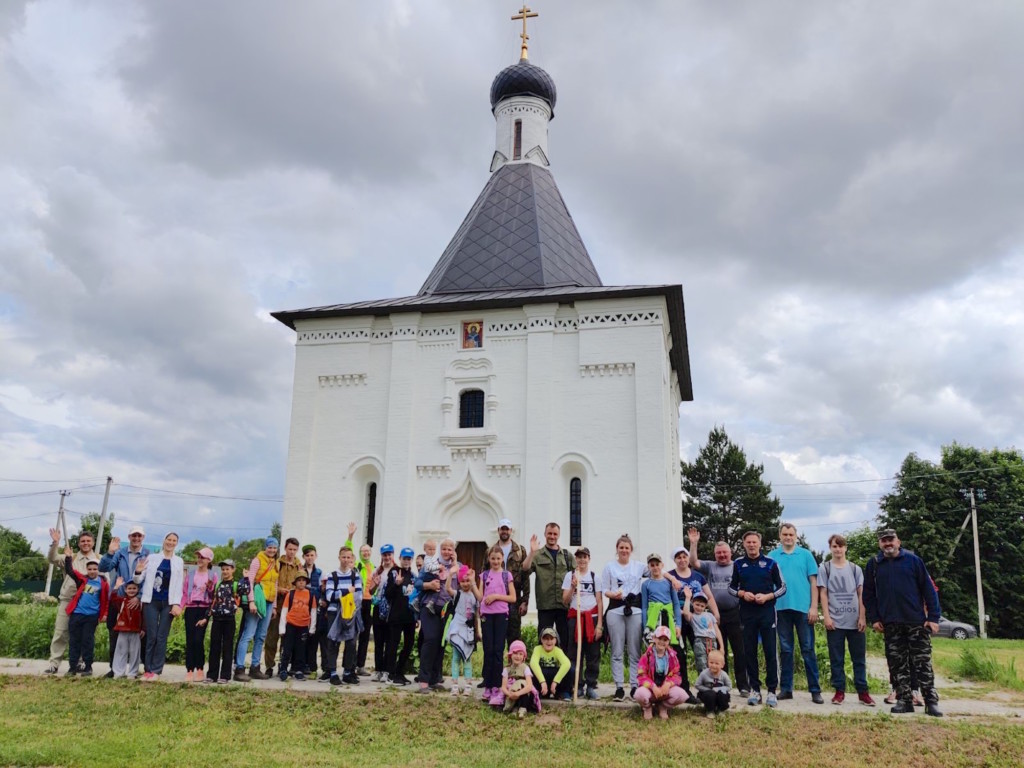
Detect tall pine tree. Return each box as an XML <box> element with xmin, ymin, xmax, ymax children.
<box><xmin>681</xmin><ymin>426</ymin><xmax>784</xmax><ymax>557</ymax></box>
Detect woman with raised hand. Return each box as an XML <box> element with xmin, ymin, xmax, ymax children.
<box><xmin>137</xmin><ymin>532</ymin><xmax>184</xmax><ymax>680</ymax></box>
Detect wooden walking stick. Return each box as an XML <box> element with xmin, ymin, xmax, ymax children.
<box><xmin>572</xmin><ymin>570</ymin><xmax>583</xmax><ymax>703</ymax></box>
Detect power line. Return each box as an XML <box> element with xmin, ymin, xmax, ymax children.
<box><xmin>0</xmin><ymin>476</ymin><xmax>108</xmax><ymax>483</ymax></box>
<box><xmin>60</xmin><ymin>507</ymin><xmax>270</xmax><ymax>532</ymax></box>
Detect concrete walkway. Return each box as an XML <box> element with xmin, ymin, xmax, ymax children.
<box><xmin>2</xmin><ymin>657</ymin><xmax>1022</xmax><ymax>720</ymax></box>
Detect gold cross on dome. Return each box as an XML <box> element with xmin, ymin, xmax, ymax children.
<box><xmin>511</xmin><ymin>5</ymin><xmax>538</xmax><ymax>60</ymax></box>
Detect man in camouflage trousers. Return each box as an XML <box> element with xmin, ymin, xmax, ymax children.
<box><xmin>863</xmin><ymin>528</ymin><xmax>942</xmax><ymax>717</ymax></box>
<box><xmin>493</xmin><ymin>519</ymin><xmax>530</xmax><ymax>646</ymax></box>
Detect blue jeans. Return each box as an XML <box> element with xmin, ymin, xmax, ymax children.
<box><xmin>776</xmin><ymin>609</ymin><xmax>820</xmax><ymax>693</ymax></box>
<box><xmin>235</xmin><ymin>608</ymin><xmax>273</xmax><ymax>669</ymax></box>
<box><xmin>826</xmin><ymin>628</ymin><xmax>868</xmax><ymax>693</ymax></box>
<box><xmin>740</xmin><ymin>608</ymin><xmax>778</xmax><ymax>693</ymax></box>
<box><xmin>143</xmin><ymin>601</ymin><xmax>172</xmax><ymax>674</ymax></box>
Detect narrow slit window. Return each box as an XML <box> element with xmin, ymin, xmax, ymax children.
<box><xmin>365</xmin><ymin>482</ymin><xmax>377</xmax><ymax>546</ymax></box>
<box><xmin>513</xmin><ymin>119</ymin><xmax>522</xmax><ymax>160</ymax></box>
<box><xmin>569</xmin><ymin>477</ymin><xmax>582</xmax><ymax>546</ymax></box>
<box><xmin>459</xmin><ymin>389</ymin><xmax>485</xmax><ymax>428</ymax></box>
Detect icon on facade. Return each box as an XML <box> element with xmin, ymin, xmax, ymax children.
<box><xmin>462</xmin><ymin>321</ymin><xmax>483</xmax><ymax>349</ymax></box>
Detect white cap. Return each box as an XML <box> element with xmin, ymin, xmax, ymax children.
<box><xmin>128</xmin><ymin>525</ymin><xmax>146</xmax><ymax>536</ymax></box>
<box><xmin>497</xmin><ymin>518</ymin><xmax>513</xmax><ymax>530</ymax></box>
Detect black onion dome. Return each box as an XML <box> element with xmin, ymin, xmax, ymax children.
<box><xmin>489</xmin><ymin>59</ymin><xmax>557</xmax><ymax>115</ymax></box>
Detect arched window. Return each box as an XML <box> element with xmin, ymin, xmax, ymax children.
<box><xmin>459</xmin><ymin>389</ymin><xmax>485</xmax><ymax>428</ymax></box>
<box><xmin>569</xmin><ymin>477</ymin><xmax>582</xmax><ymax>546</ymax></box>
<box><xmin>365</xmin><ymin>482</ymin><xmax>377</xmax><ymax>546</ymax></box>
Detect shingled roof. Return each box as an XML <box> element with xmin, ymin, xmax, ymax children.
<box><xmin>418</xmin><ymin>162</ymin><xmax>602</xmax><ymax>295</ymax></box>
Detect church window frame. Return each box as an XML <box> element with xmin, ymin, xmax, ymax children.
<box><xmin>365</xmin><ymin>482</ymin><xmax>377</xmax><ymax>546</ymax></box>
<box><xmin>569</xmin><ymin>477</ymin><xmax>582</xmax><ymax>546</ymax></box>
<box><xmin>513</xmin><ymin>119</ymin><xmax>522</xmax><ymax>160</ymax></box>
<box><xmin>459</xmin><ymin>389</ymin><xmax>485</xmax><ymax>429</ymax></box>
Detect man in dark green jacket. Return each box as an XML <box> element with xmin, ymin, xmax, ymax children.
<box><xmin>523</xmin><ymin>522</ymin><xmax>575</xmax><ymax>646</ymax></box>
<box><xmin>493</xmin><ymin>519</ymin><xmax>530</xmax><ymax>645</ymax></box>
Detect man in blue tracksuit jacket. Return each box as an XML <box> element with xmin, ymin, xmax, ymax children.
<box><xmin>863</xmin><ymin>528</ymin><xmax>942</xmax><ymax>717</ymax></box>
<box><xmin>729</xmin><ymin>530</ymin><xmax>786</xmax><ymax>707</ymax></box>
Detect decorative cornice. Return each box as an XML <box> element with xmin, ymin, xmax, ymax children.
<box><xmin>450</xmin><ymin>447</ymin><xmax>488</xmax><ymax>462</ymax></box>
<box><xmin>319</xmin><ymin>373</ymin><xmax>368</xmax><ymax>387</ymax></box>
<box><xmin>486</xmin><ymin>464</ymin><xmax>521</xmax><ymax>478</ymax></box>
<box><xmin>578</xmin><ymin>310</ymin><xmax>662</xmax><ymax>328</ymax></box>
<box><xmin>579</xmin><ymin>363</ymin><xmax>634</xmax><ymax>377</ymax></box>
<box><xmin>416</xmin><ymin>465</ymin><xmax>452</xmax><ymax>479</ymax></box>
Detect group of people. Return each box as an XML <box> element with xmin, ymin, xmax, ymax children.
<box><xmin>42</xmin><ymin>517</ymin><xmax>945</xmax><ymax>718</ymax></box>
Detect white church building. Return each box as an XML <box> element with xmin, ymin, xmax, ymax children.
<box><xmin>273</xmin><ymin>49</ymin><xmax>693</xmax><ymax>573</ymax></box>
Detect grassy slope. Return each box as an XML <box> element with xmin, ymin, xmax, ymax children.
<box><xmin>1</xmin><ymin>677</ymin><xmax>1023</xmax><ymax>768</ymax></box>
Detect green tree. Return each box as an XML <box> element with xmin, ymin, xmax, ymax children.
<box><xmin>879</xmin><ymin>444</ymin><xmax>1024</xmax><ymax>638</ymax></box>
<box><xmin>681</xmin><ymin>426</ymin><xmax>785</xmax><ymax>557</ymax></box>
<box><xmin>0</xmin><ymin>525</ymin><xmax>48</xmax><ymax>584</ymax></box>
<box><xmin>270</xmin><ymin>521</ymin><xmax>282</xmax><ymax>542</ymax></box>
<box><xmin>69</xmin><ymin>513</ymin><xmax>115</xmax><ymax>553</ymax></box>
<box><xmin>836</xmin><ymin>526</ymin><xmax>879</xmax><ymax>568</ymax></box>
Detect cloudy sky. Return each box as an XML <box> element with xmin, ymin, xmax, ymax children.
<box><xmin>2</xmin><ymin>0</ymin><xmax>1022</xmax><ymax>553</ymax></box>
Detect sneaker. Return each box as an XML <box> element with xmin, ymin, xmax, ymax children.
<box><xmin>858</xmin><ymin>691</ymin><xmax>876</xmax><ymax>707</ymax></box>
<box><xmin>912</xmin><ymin>692</ymin><xmax>924</xmax><ymax>707</ymax></box>
<box><xmin>391</xmin><ymin>675</ymin><xmax>410</xmax><ymax>687</ymax></box>
<box><xmin>502</xmin><ymin>698</ymin><xmax>514</xmax><ymax>713</ymax></box>
<box><xmin>234</xmin><ymin>667</ymin><xmax>250</xmax><ymax>683</ymax></box>
<box><xmin>65</xmin><ymin>668</ymin><xmax>77</xmax><ymax>677</ymax></box>
<box><xmin>43</xmin><ymin>664</ymin><xmax>59</xmax><ymax>676</ymax></box>
<box><xmin>706</xmin><ymin>711</ymin><xmax>716</xmax><ymax>719</ymax></box>
<box><xmin>294</xmin><ymin>672</ymin><xmax>305</xmax><ymax>681</ymax></box>
<box><xmin>451</xmin><ymin>685</ymin><xmax>460</xmax><ymax>696</ymax></box>
<box><xmin>141</xmin><ymin>672</ymin><xmax>158</xmax><ymax>682</ymax></box>
<box><xmin>417</xmin><ymin>684</ymin><xmax>432</xmax><ymax>695</ymax></box>
<box><xmin>517</xmin><ymin>707</ymin><xmax>526</xmax><ymax>719</ymax></box>
<box><xmin>248</xmin><ymin>666</ymin><xmax>268</xmax><ymax>681</ymax></box>
<box><xmin>777</xmin><ymin>690</ymin><xmax>793</xmax><ymax>700</ymax></box>
<box><xmin>642</xmin><ymin>705</ymin><xmax>653</xmax><ymax>720</ymax></box>
<box><xmin>104</xmin><ymin>670</ymin><xmax>115</xmax><ymax>679</ymax></box>
<box><xmin>217</xmin><ymin>678</ymin><xmax>230</xmax><ymax>685</ymax></box>
<box><xmin>278</xmin><ymin>671</ymin><xmax>288</xmax><ymax>682</ymax></box>
<box><xmin>811</xmin><ymin>692</ymin><xmax>824</xmax><ymax>704</ymax></box>
<box><xmin>371</xmin><ymin>671</ymin><xmax>384</xmax><ymax>683</ymax></box>
<box><xmin>832</xmin><ymin>691</ymin><xmax>845</xmax><ymax>705</ymax></box>
<box><xmin>613</xmin><ymin>687</ymin><xmax>625</xmax><ymax>702</ymax></box>
<box><xmin>629</xmin><ymin>686</ymin><xmax>637</xmax><ymax>700</ymax></box>
<box><xmin>462</xmin><ymin>686</ymin><xmax>472</xmax><ymax>697</ymax></box>
<box><xmin>330</xmin><ymin>674</ymin><xmax>342</xmax><ymax>686</ymax></box>
<box><xmin>185</xmin><ymin>671</ymin><xmax>194</xmax><ymax>683</ymax></box>
<box><xmin>884</xmin><ymin>691</ymin><xmax>897</xmax><ymax>705</ymax></box>
<box><xmin>747</xmin><ymin>692</ymin><xmax>762</xmax><ymax>706</ymax></box>
<box><xmin>80</xmin><ymin>667</ymin><xmax>93</xmax><ymax>677</ymax></box>
<box><xmin>78</xmin><ymin>660</ymin><xmax>87</xmax><ymax>672</ymax></box>
<box><xmin>342</xmin><ymin>672</ymin><xmax>360</xmax><ymax>685</ymax></box>
<box><xmin>356</xmin><ymin>667</ymin><xmax>370</xmax><ymax>677</ymax></box>
<box><xmin>205</xmin><ymin>676</ymin><xmax>216</xmax><ymax>684</ymax></box>
<box><xmin>766</xmin><ymin>692</ymin><xmax>778</xmax><ymax>708</ymax></box>
<box><xmin>430</xmin><ymin>682</ymin><xmax>446</xmax><ymax>692</ymax></box>
<box><xmin>318</xmin><ymin>672</ymin><xmax>331</xmax><ymax>681</ymax></box>
<box><xmin>265</xmin><ymin>666</ymin><xmax>274</xmax><ymax>678</ymax></box>
<box><xmin>586</xmin><ymin>686</ymin><xmax>600</xmax><ymax>701</ymax></box>
<box><xmin>476</xmin><ymin>680</ymin><xmax>486</xmax><ymax>688</ymax></box>
<box><xmin>559</xmin><ymin>690</ymin><xmax>572</xmax><ymax>701</ymax></box>
<box><xmin>738</xmin><ymin>689</ymin><xmax>750</xmax><ymax>699</ymax></box>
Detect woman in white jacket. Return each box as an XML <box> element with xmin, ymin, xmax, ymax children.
<box><xmin>136</xmin><ymin>532</ymin><xmax>184</xmax><ymax>680</ymax></box>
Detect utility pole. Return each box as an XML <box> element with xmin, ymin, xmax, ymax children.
<box><xmin>95</xmin><ymin>476</ymin><xmax>113</xmax><ymax>562</ymax></box>
<box><xmin>967</xmin><ymin>488</ymin><xmax>987</xmax><ymax>639</ymax></box>
<box><xmin>43</xmin><ymin>490</ymin><xmax>69</xmax><ymax>597</ymax></box>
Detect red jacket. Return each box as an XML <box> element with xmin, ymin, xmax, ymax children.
<box><xmin>111</xmin><ymin>593</ymin><xmax>143</xmax><ymax>632</ymax></box>
<box><xmin>64</xmin><ymin>556</ymin><xmax>109</xmax><ymax>622</ymax></box>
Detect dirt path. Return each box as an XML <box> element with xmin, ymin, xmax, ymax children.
<box><xmin>3</xmin><ymin>656</ymin><xmax>1022</xmax><ymax>720</ymax></box>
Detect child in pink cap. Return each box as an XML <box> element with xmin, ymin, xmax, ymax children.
<box><xmin>635</xmin><ymin>625</ymin><xmax>689</xmax><ymax>719</ymax></box>
<box><xmin>182</xmin><ymin>547</ymin><xmax>217</xmax><ymax>682</ymax></box>
<box><xmin>492</xmin><ymin>640</ymin><xmax>540</xmax><ymax>717</ymax></box>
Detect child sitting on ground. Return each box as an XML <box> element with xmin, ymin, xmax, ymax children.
<box><xmin>694</xmin><ymin>649</ymin><xmax>732</xmax><ymax>717</ymax></box>
<box><xmin>635</xmin><ymin>625</ymin><xmax>689</xmax><ymax>720</ymax></box>
<box><xmin>110</xmin><ymin>579</ymin><xmax>143</xmax><ymax>679</ymax></box>
<box><xmin>498</xmin><ymin>639</ymin><xmax>540</xmax><ymax>718</ymax></box>
<box><xmin>530</xmin><ymin>627</ymin><xmax>573</xmax><ymax>700</ymax></box>
<box><xmin>683</xmin><ymin>587</ymin><xmax>724</xmax><ymax>672</ymax></box>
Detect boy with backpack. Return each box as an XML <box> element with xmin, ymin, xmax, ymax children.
<box><xmin>383</xmin><ymin>547</ymin><xmax>417</xmax><ymax>686</ymax></box>
<box><xmin>278</xmin><ymin>573</ymin><xmax>317</xmax><ymax>680</ymax></box>
<box><xmin>323</xmin><ymin>546</ymin><xmax>363</xmax><ymax>685</ymax></box>
<box><xmin>199</xmin><ymin>559</ymin><xmax>245</xmax><ymax>684</ymax></box>
<box><xmin>561</xmin><ymin>546</ymin><xmax>603</xmax><ymax>700</ymax></box>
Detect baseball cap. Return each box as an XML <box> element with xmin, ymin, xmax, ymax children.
<box><xmin>653</xmin><ymin>626</ymin><xmax>671</xmax><ymax>640</ymax></box>
<box><xmin>302</xmin><ymin>544</ymin><xmax>316</xmax><ymax>554</ymax></box>
<box><xmin>877</xmin><ymin>528</ymin><xmax>898</xmax><ymax>539</ymax></box>
<box><xmin>128</xmin><ymin>525</ymin><xmax>145</xmax><ymax>536</ymax></box>
<box><xmin>400</xmin><ymin>547</ymin><xmax>415</xmax><ymax>559</ymax></box>
<box><xmin>197</xmin><ymin>547</ymin><xmax>215</xmax><ymax>562</ymax></box>
<box><xmin>380</xmin><ymin>543</ymin><xmax>395</xmax><ymax>555</ymax></box>
<box><xmin>217</xmin><ymin>559</ymin><xmax>235</xmax><ymax>568</ymax></box>
<box><xmin>646</xmin><ymin>552</ymin><xmax>662</xmax><ymax>564</ymax></box>
<box><xmin>497</xmin><ymin>518</ymin><xmax>513</xmax><ymax>529</ymax></box>
<box><xmin>574</xmin><ymin>547</ymin><xmax>591</xmax><ymax>558</ymax></box>
<box><xmin>691</xmin><ymin>592</ymin><xmax>708</xmax><ymax>603</ymax></box>
<box><xmin>540</xmin><ymin>627</ymin><xmax>558</xmax><ymax>640</ymax></box>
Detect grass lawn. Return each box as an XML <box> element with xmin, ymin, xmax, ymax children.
<box><xmin>931</xmin><ymin>638</ymin><xmax>1024</xmax><ymax>691</ymax></box>
<box><xmin>1</xmin><ymin>677</ymin><xmax>1023</xmax><ymax>768</ymax></box>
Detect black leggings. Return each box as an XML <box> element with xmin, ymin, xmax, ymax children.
<box><xmin>183</xmin><ymin>607</ymin><xmax>210</xmax><ymax>671</ymax></box>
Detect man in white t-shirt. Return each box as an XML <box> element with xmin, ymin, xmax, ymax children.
<box><xmin>561</xmin><ymin>547</ymin><xmax>603</xmax><ymax>699</ymax></box>
<box><xmin>819</xmin><ymin>533</ymin><xmax>874</xmax><ymax>706</ymax></box>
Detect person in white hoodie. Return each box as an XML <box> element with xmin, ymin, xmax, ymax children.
<box><xmin>136</xmin><ymin>532</ymin><xmax>184</xmax><ymax>680</ymax></box>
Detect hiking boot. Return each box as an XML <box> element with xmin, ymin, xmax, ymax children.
<box><xmin>832</xmin><ymin>691</ymin><xmax>845</xmax><ymax>705</ymax></box>
<box><xmin>766</xmin><ymin>692</ymin><xmax>778</xmax><ymax>708</ymax></box>
<box><xmin>248</xmin><ymin>665</ymin><xmax>268</xmax><ymax>680</ymax></box>
<box><xmin>777</xmin><ymin>690</ymin><xmax>793</xmax><ymax>700</ymax></box>
<box><xmin>925</xmin><ymin>704</ymin><xmax>943</xmax><ymax>717</ymax></box>
<box><xmin>234</xmin><ymin>667</ymin><xmax>251</xmax><ymax>682</ymax></box>
<box><xmin>858</xmin><ymin>691</ymin><xmax>876</xmax><ymax>707</ymax></box>
<box><xmin>612</xmin><ymin>687</ymin><xmax>625</xmax><ymax>702</ymax></box>
<box><xmin>890</xmin><ymin>701</ymin><xmax>915</xmax><ymax>714</ymax></box>
<box><xmin>811</xmin><ymin>692</ymin><xmax>824</xmax><ymax>704</ymax></box>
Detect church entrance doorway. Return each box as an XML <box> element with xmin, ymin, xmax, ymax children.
<box><xmin>456</xmin><ymin>541</ymin><xmax>489</xmax><ymax>575</ymax></box>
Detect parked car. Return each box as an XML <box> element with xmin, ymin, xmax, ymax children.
<box><xmin>937</xmin><ymin>616</ymin><xmax>978</xmax><ymax>640</ymax></box>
